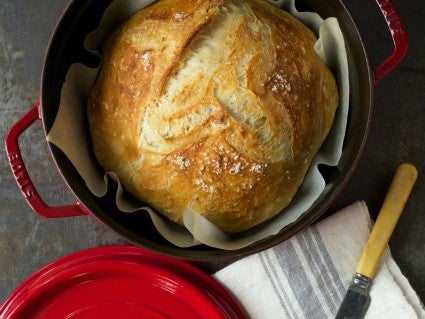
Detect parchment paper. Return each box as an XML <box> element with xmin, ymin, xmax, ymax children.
<box><xmin>47</xmin><ymin>0</ymin><xmax>349</xmax><ymax>250</ymax></box>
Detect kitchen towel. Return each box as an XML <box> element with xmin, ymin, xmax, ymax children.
<box><xmin>214</xmin><ymin>201</ymin><xmax>425</xmax><ymax>319</ymax></box>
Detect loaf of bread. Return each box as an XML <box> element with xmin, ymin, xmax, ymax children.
<box><xmin>87</xmin><ymin>0</ymin><xmax>339</xmax><ymax>233</ymax></box>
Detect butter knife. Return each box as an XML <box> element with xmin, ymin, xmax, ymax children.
<box><xmin>335</xmin><ymin>163</ymin><xmax>418</xmax><ymax>319</ymax></box>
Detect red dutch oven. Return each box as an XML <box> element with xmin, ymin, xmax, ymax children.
<box><xmin>5</xmin><ymin>0</ymin><xmax>407</xmax><ymax>260</ymax></box>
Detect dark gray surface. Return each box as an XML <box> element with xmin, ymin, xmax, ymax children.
<box><xmin>1</xmin><ymin>0</ymin><xmax>424</xmax><ymax>308</ymax></box>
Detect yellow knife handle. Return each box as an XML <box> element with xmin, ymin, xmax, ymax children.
<box><xmin>356</xmin><ymin>163</ymin><xmax>418</xmax><ymax>279</ymax></box>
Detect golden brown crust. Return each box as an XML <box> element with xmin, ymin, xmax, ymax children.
<box><xmin>88</xmin><ymin>0</ymin><xmax>339</xmax><ymax>233</ymax></box>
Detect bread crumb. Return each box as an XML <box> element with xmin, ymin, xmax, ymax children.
<box><xmin>250</xmin><ymin>163</ymin><xmax>267</xmax><ymax>174</ymax></box>
<box><xmin>242</xmin><ymin>182</ymin><xmax>254</xmax><ymax>190</ymax></box>
<box><xmin>141</xmin><ymin>51</ymin><xmax>152</xmax><ymax>71</ymax></box>
<box><xmin>172</xmin><ymin>155</ymin><xmax>191</xmax><ymax>170</ymax></box>
<box><xmin>229</xmin><ymin>162</ymin><xmax>242</xmax><ymax>175</ymax></box>
<box><xmin>270</xmin><ymin>72</ymin><xmax>292</xmax><ymax>94</ymax></box>
<box><xmin>195</xmin><ymin>178</ymin><xmax>216</xmax><ymax>193</ymax></box>
<box><xmin>174</xmin><ymin>12</ymin><xmax>189</xmax><ymax>20</ymax></box>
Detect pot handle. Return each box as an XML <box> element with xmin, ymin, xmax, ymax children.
<box><xmin>5</xmin><ymin>102</ymin><xmax>89</xmax><ymax>218</ymax></box>
<box><xmin>373</xmin><ymin>0</ymin><xmax>407</xmax><ymax>84</ymax></box>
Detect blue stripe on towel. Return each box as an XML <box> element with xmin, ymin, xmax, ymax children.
<box><xmin>259</xmin><ymin>251</ymin><xmax>296</xmax><ymax>318</ymax></box>
<box><xmin>258</xmin><ymin>225</ymin><xmax>345</xmax><ymax>319</ymax></box>
<box><xmin>274</xmin><ymin>240</ymin><xmax>328</xmax><ymax>319</ymax></box>
<box><xmin>296</xmin><ymin>227</ymin><xmax>343</xmax><ymax>313</ymax></box>
<box><xmin>310</xmin><ymin>225</ymin><xmax>345</xmax><ymax>299</ymax></box>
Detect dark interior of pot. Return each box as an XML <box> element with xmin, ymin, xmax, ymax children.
<box><xmin>41</xmin><ymin>0</ymin><xmax>373</xmax><ymax>260</ymax></box>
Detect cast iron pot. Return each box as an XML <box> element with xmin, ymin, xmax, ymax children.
<box><xmin>5</xmin><ymin>0</ymin><xmax>407</xmax><ymax>260</ymax></box>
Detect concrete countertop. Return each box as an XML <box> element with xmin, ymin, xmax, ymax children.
<box><xmin>1</xmin><ymin>0</ymin><xmax>424</xmax><ymax>308</ymax></box>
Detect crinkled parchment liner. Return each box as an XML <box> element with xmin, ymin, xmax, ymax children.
<box><xmin>47</xmin><ymin>0</ymin><xmax>349</xmax><ymax>250</ymax></box>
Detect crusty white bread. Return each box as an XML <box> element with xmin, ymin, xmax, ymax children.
<box><xmin>88</xmin><ymin>0</ymin><xmax>339</xmax><ymax>233</ymax></box>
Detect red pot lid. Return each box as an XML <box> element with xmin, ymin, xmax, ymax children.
<box><xmin>0</xmin><ymin>246</ymin><xmax>247</xmax><ymax>319</ymax></box>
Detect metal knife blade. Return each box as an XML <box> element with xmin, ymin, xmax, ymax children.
<box><xmin>334</xmin><ymin>163</ymin><xmax>418</xmax><ymax>319</ymax></box>
<box><xmin>335</xmin><ymin>274</ymin><xmax>371</xmax><ymax>319</ymax></box>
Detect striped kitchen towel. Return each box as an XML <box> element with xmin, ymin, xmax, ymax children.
<box><xmin>214</xmin><ymin>201</ymin><xmax>425</xmax><ymax>319</ymax></box>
